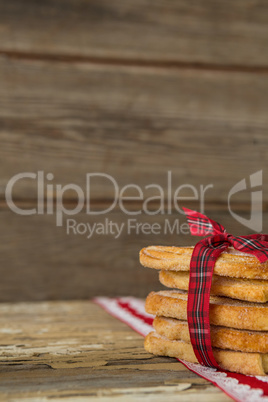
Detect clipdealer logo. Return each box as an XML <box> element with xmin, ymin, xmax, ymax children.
<box><xmin>5</xmin><ymin>172</ymin><xmax>213</xmax><ymax>235</ymax></box>
<box><xmin>5</xmin><ymin>170</ymin><xmax>263</xmax><ymax>236</ymax></box>
<box><xmin>228</xmin><ymin>170</ymin><xmax>263</xmax><ymax>232</ymax></box>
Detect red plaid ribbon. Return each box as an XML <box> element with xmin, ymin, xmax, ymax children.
<box><xmin>183</xmin><ymin>207</ymin><xmax>268</xmax><ymax>369</ymax></box>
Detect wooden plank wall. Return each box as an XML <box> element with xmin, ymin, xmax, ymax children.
<box><xmin>0</xmin><ymin>1</ymin><xmax>267</xmax><ymax>301</ymax></box>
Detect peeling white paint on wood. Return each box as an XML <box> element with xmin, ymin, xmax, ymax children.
<box><xmin>0</xmin><ymin>300</ymin><xmax>229</xmax><ymax>401</ymax></box>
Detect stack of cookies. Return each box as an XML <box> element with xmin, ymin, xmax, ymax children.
<box><xmin>140</xmin><ymin>245</ymin><xmax>268</xmax><ymax>376</ymax></box>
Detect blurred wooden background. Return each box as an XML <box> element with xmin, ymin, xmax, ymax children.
<box><xmin>0</xmin><ymin>0</ymin><xmax>267</xmax><ymax>301</ymax></box>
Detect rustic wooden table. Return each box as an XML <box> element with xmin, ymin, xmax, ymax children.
<box><xmin>0</xmin><ymin>300</ymin><xmax>230</xmax><ymax>401</ymax></box>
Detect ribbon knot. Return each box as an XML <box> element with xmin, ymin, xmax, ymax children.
<box><xmin>183</xmin><ymin>208</ymin><xmax>268</xmax><ymax>370</ymax></box>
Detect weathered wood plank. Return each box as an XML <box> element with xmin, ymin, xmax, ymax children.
<box><xmin>0</xmin><ymin>300</ymin><xmax>230</xmax><ymax>400</ymax></box>
<box><xmin>0</xmin><ymin>0</ymin><xmax>268</xmax><ymax>68</ymax></box>
<box><xmin>0</xmin><ymin>208</ymin><xmax>267</xmax><ymax>302</ymax></box>
<box><xmin>1</xmin><ymin>57</ymin><xmax>267</xmax><ymax>201</ymax></box>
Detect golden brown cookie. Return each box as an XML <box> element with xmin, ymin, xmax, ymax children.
<box><xmin>144</xmin><ymin>331</ymin><xmax>268</xmax><ymax>376</ymax></box>
<box><xmin>145</xmin><ymin>290</ymin><xmax>268</xmax><ymax>331</ymax></box>
<box><xmin>159</xmin><ymin>270</ymin><xmax>268</xmax><ymax>303</ymax></box>
<box><xmin>153</xmin><ymin>316</ymin><xmax>268</xmax><ymax>353</ymax></box>
<box><xmin>140</xmin><ymin>246</ymin><xmax>268</xmax><ymax>280</ymax></box>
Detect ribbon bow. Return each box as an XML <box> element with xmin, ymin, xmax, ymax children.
<box><xmin>183</xmin><ymin>207</ymin><xmax>268</xmax><ymax>370</ymax></box>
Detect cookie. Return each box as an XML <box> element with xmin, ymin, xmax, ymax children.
<box><xmin>145</xmin><ymin>290</ymin><xmax>268</xmax><ymax>331</ymax></box>
<box><xmin>140</xmin><ymin>246</ymin><xmax>268</xmax><ymax>280</ymax></box>
<box><xmin>153</xmin><ymin>316</ymin><xmax>268</xmax><ymax>353</ymax></box>
<box><xmin>145</xmin><ymin>331</ymin><xmax>268</xmax><ymax>376</ymax></box>
<box><xmin>159</xmin><ymin>270</ymin><xmax>268</xmax><ymax>303</ymax></box>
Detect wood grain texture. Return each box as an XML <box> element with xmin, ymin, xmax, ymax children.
<box><xmin>0</xmin><ymin>300</ymin><xmax>230</xmax><ymax>401</ymax></box>
<box><xmin>1</xmin><ymin>0</ymin><xmax>268</xmax><ymax>306</ymax></box>
<box><xmin>1</xmin><ymin>57</ymin><xmax>267</xmax><ymax>201</ymax></box>
<box><xmin>0</xmin><ymin>208</ymin><xmax>266</xmax><ymax>302</ymax></box>
<box><xmin>0</xmin><ymin>0</ymin><xmax>268</xmax><ymax>68</ymax></box>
